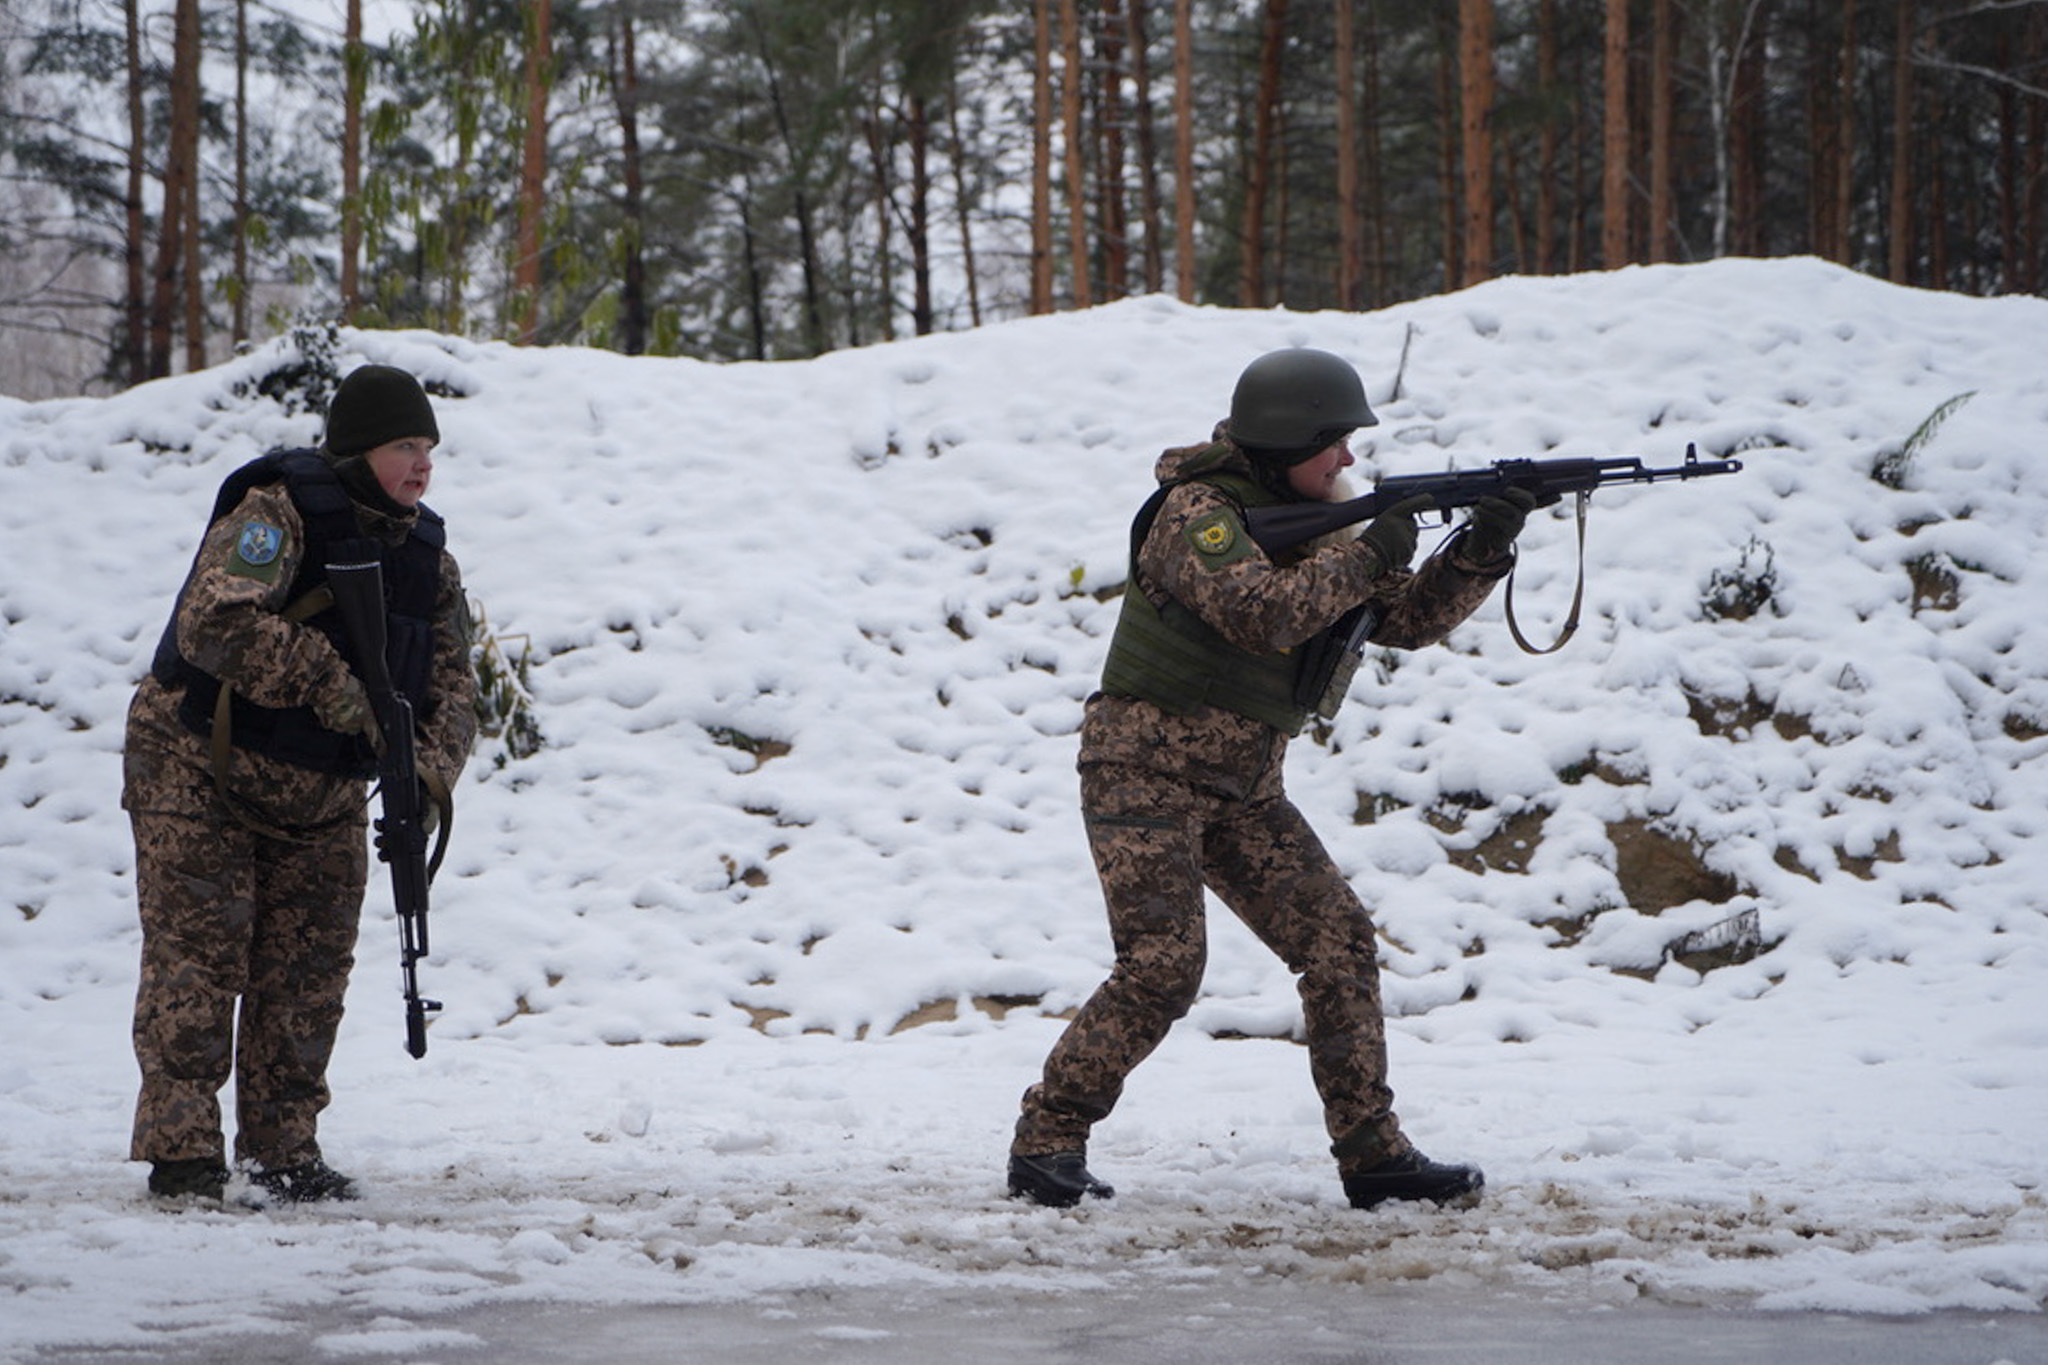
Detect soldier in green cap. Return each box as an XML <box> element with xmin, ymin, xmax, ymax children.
<box><xmin>124</xmin><ymin>363</ymin><xmax>477</xmax><ymax>1206</ymax></box>
<box><xmin>1008</xmin><ymin>347</ymin><xmax>1535</xmax><ymax>1211</ymax></box>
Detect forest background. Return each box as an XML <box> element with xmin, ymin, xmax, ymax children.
<box><xmin>4</xmin><ymin>0</ymin><xmax>2046</xmax><ymax>401</ymax></box>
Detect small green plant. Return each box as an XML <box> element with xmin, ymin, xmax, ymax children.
<box><xmin>1702</xmin><ymin>536</ymin><xmax>1781</xmax><ymax>621</ymax></box>
<box><xmin>469</xmin><ymin>599</ymin><xmax>544</xmax><ymax>764</ymax></box>
<box><xmin>1871</xmin><ymin>390</ymin><xmax>1975</xmax><ymax>489</ymax></box>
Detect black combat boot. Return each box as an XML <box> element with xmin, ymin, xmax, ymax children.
<box><xmin>1008</xmin><ymin>1151</ymin><xmax>1115</xmax><ymax>1208</ymax></box>
<box><xmin>250</xmin><ymin>1158</ymin><xmax>359</xmax><ymax>1204</ymax></box>
<box><xmin>148</xmin><ymin>1158</ymin><xmax>229</xmax><ymax>1203</ymax></box>
<box><xmin>1341</xmin><ymin>1149</ymin><xmax>1484</xmax><ymax>1209</ymax></box>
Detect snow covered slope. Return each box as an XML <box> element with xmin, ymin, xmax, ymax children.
<box><xmin>1</xmin><ymin>259</ymin><xmax>2042</xmax><ymax>1347</ymax></box>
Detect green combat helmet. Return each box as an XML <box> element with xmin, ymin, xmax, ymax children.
<box><xmin>1227</xmin><ymin>347</ymin><xmax>1379</xmax><ymax>458</ymax></box>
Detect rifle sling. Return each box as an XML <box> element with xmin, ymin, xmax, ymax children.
<box><xmin>419</xmin><ymin>763</ymin><xmax>453</xmax><ymax>881</ymax></box>
<box><xmin>1502</xmin><ymin>490</ymin><xmax>1588</xmax><ymax>656</ymax></box>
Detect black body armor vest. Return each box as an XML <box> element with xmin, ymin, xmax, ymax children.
<box><xmin>149</xmin><ymin>448</ymin><xmax>445</xmax><ymax>777</ymax></box>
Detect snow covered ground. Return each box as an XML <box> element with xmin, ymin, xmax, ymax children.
<box><xmin>2</xmin><ymin>258</ymin><xmax>2044</xmax><ymax>1361</ymax></box>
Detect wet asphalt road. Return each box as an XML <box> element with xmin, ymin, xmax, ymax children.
<box><xmin>26</xmin><ymin>1276</ymin><xmax>2047</xmax><ymax>1365</ymax></box>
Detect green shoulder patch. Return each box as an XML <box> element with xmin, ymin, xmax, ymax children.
<box><xmin>228</xmin><ymin>520</ymin><xmax>287</xmax><ymax>584</ymax></box>
<box><xmin>1185</xmin><ymin>510</ymin><xmax>1254</xmax><ymax>568</ymax></box>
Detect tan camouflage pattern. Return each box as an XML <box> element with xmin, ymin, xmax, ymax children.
<box><xmin>127</xmin><ymin>808</ymin><xmax>365</xmax><ymax>1167</ymax></box>
<box><xmin>124</xmin><ymin>479</ymin><xmax>476</xmax><ymax>1169</ymax></box>
<box><xmin>1014</xmin><ymin>437</ymin><xmax>1510</xmax><ymax>1172</ymax></box>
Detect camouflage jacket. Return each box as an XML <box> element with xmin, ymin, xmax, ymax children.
<box><xmin>1079</xmin><ymin>435</ymin><xmax>1508</xmax><ymax>799</ymax></box>
<box><xmin>123</xmin><ymin>480</ymin><xmax>478</xmax><ymax>831</ymax></box>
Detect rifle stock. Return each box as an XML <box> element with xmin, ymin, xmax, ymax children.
<box><xmin>327</xmin><ymin>540</ymin><xmax>440</xmax><ymax>1060</ymax></box>
<box><xmin>1243</xmin><ymin>443</ymin><xmax>1743</xmax><ymax>557</ymax></box>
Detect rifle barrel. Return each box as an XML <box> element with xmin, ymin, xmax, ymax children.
<box><xmin>1242</xmin><ymin>447</ymin><xmax>1742</xmax><ymax>556</ymax></box>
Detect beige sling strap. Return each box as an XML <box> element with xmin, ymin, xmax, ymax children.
<box><xmin>208</xmin><ymin>586</ymin><xmax>339</xmax><ymax>843</ymax></box>
<box><xmin>1502</xmin><ymin>490</ymin><xmax>1589</xmax><ymax>656</ymax></box>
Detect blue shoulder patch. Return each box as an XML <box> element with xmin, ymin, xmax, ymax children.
<box><xmin>235</xmin><ymin>521</ymin><xmax>283</xmax><ymax>567</ymax></box>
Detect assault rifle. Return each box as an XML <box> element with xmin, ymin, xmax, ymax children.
<box><xmin>1243</xmin><ymin>444</ymin><xmax>1743</xmax><ymax>557</ymax></box>
<box><xmin>1245</xmin><ymin>444</ymin><xmax>1743</xmax><ymax>653</ymax></box>
<box><xmin>326</xmin><ymin>541</ymin><xmax>442</xmax><ymax>1059</ymax></box>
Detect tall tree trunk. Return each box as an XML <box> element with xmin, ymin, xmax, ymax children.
<box><xmin>1570</xmin><ymin>26</ymin><xmax>1589</xmax><ymax>273</ymax></box>
<box><xmin>179</xmin><ymin>0</ymin><xmax>205</xmax><ymax>376</ymax></box>
<box><xmin>1648</xmin><ymin>0</ymin><xmax>1673</xmax><ymax>262</ymax></box>
<box><xmin>1335</xmin><ymin>0</ymin><xmax>1359</xmax><ymax>307</ymax></box>
<box><xmin>1437</xmin><ymin>12</ymin><xmax>1460</xmax><ymax>288</ymax></box>
<box><xmin>1704</xmin><ymin>0</ymin><xmax>1760</xmax><ymax>258</ymax></box>
<box><xmin>148</xmin><ymin>0</ymin><xmax>201</xmax><ymax>378</ymax></box>
<box><xmin>341</xmin><ymin>0</ymin><xmax>364</xmax><ymax>322</ymax></box>
<box><xmin>1536</xmin><ymin>0</ymin><xmax>1559</xmax><ymax>274</ymax></box>
<box><xmin>1601</xmin><ymin>0</ymin><xmax>1630</xmax><ymax>268</ymax></box>
<box><xmin>1458</xmin><ymin>0</ymin><xmax>1495</xmax><ymax>287</ymax></box>
<box><xmin>1032</xmin><ymin>0</ymin><xmax>1055</xmax><ymax>313</ymax></box>
<box><xmin>1274</xmin><ymin>81</ymin><xmax>1291</xmax><ymax>297</ymax></box>
<box><xmin>790</xmin><ymin>177</ymin><xmax>827</xmax><ymax>350</ymax></box>
<box><xmin>749</xmin><ymin>20</ymin><xmax>829</xmax><ymax>352</ymax></box>
<box><xmin>833</xmin><ymin>148</ymin><xmax>863</xmax><ymax>349</ymax></box>
<box><xmin>1502</xmin><ymin>122</ymin><xmax>1529</xmax><ymax>273</ymax></box>
<box><xmin>1730</xmin><ymin>0</ymin><xmax>1769</xmax><ymax>258</ymax></box>
<box><xmin>432</xmin><ymin>7</ymin><xmax>486</xmax><ymax>341</ymax></box>
<box><xmin>1925</xmin><ymin>20</ymin><xmax>1948</xmax><ymax>288</ymax></box>
<box><xmin>1806</xmin><ymin>2</ymin><xmax>1836</xmax><ymax>259</ymax></box>
<box><xmin>1242</xmin><ymin>0</ymin><xmax>1287</xmax><ymax>307</ymax></box>
<box><xmin>1362</xmin><ymin>3</ymin><xmax>1386</xmax><ymax>303</ymax></box>
<box><xmin>1126</xmin><ymin>0</ymin><xmax>1166</xmax><ymax>294</ymax></box>
<box><xmin>1834</xmin><ymin>0</ymin><xmax>1858</xmax><ymax>265</ymax></box>
<box><xmin>1173</xmin><ymin>0</ymin><xmax>1195</xmax><ymax>301</ymax></box>
<box><xmin>2023</xmin><ymin>9</ymin><xmax>2046</xmax><ymax>294</ymax></box>
<box><xmin>945</xmin><ymin>77</ymin><xmax>983</xmax><ymax>326</ymax></box>
<box><xmin>737</xmin><ymin>184</ymin><xmax>767</xmax><ymax>360</ymax></box>
<box><xmin>1887</xmin><ymin>0</ymin><xmax>1912</xmax><ymax>283</ymax></box>
<box><xmin>1060</xmin><ymin>0</ymin><xmax>1092</xmax><ymax>306</ymax></box>
<box><xmin>1095</xmin><ymin>0</ymin><xmax>1131</xmax><ymax>297</ymax></box>
<box><xmin>613</xmin><ymin>7</ymin><xmax>647</xmax><ymax>354</ymax></box>
<box><xmin>515</xmin><ymin>0</ymin><xmax>553</xmax><ymax>343</ymax></box>
<box><xmin>907</xmin><ymin>90</ymin><xmax>935</xmax><ymax>334</ymax></box>
<box><xmin>181</xmin><ymin>155</ymin><xmax>204</xmax><ymax>373</ymax></box>
<box><xmin>122</xmin><ymin>0</ymin><xmax>146</xmax><ymax>385</ymax></box>
<box><xmin>864</xmin><ymin>102</ymin><xmax>897</xmax><ymax>342</ymax></box>
<box><xmin>1998</xmin><ymin>79</ymin><xmax>2020</xmax><ymax>292</ymax></box>
<box><xmin>232</xmin><ymin>0</ymin><xmax>251</xmax><ymax>345</ymax></box>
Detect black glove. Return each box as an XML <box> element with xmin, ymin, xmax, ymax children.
<box><xmin>1463</xmin><ymin>487</ymin><xmax>1539</xmax><ymax>562</ymax></box>
<box><xmin>1357</xmin><ymin>494</ymin><xmax>1434</xmax><ymax>572</ymax></box>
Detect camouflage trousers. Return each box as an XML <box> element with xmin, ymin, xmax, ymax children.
<box><xmin>128</xmin><ymin>808</ymin><xmax>366</xmax><ymax>1169</ymax></box>
<box><xmin>1014</xmin><ymin>761</ymin><xmax>1410</xmax><ymax>1171</ymax></box>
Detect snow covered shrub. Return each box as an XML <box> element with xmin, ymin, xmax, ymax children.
<box><xmin>703</xmin><ymin>725</ymin><xmax>790</xmax><ymax>768</ymax></box>
<box><xmin>1701</xmin><ymin>535</ymin><xmax>1781</xmax><ymax>621</ymax></box>
<box><xmin>1905</xmin><ymin>553</ymin><xmax>1960</xmax><ymax>612</ymax></box>
<box><xmin>2006</xmin><ymin>710</ymin><xmax>2048</xmax><ymax>741</ymax></box>
<box><xmin>234</xmin><ymin>315</ymin><xmax>345</xmax><ymax>416</ymax></box>
<box><xmin>469</xmin><ymin>599</ymin><xmax>544</xmax><ymax>764</ymax></box>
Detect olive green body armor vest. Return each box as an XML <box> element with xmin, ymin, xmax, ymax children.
<box><xmin>1100</xmin><ymin>464</ymin><xmax>1363</xmax><ymax>736</ymax></box>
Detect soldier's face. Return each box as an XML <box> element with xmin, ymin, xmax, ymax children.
<box><xmin>366</xmin><ymin>436</ymin><xmax>436</xmax><ymax>507</ymax></box>
<box><xmin>1286</xmin><ymin>437</ymin><xmax>1353</xmax><ymax>502</ymax></box>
